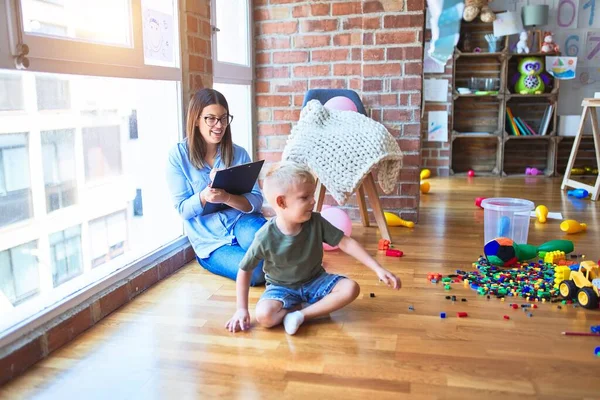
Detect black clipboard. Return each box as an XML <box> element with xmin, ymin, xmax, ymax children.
<box><xmin>201</xmin><ymin>160</ymin><xmax>265</xmax><ymax>216</ymax></box>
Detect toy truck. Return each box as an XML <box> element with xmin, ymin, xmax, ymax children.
<box><xmin>559</xmin><ymin>261</ymin><xmax>600</xmax><ymax>309</ymax></box>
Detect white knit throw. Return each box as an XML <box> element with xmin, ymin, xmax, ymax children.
<box><xmin>282</xmin><ymin>100</ymin><xmax>403</xmax><ymax>205</ymax></box>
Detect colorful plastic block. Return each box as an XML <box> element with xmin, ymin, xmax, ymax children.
<box><xmin>440</xmin><ymin>312</ymin><xmax>446</xmax><ymax>319</ymax></box>
<box><xmin>378</xmin><ymin>239</ymin><xmax>391</xmax><ymax>250</ymax></box>
<box><xmin>385</xmin><ymin>249</ymin><xmax>403</xmax><ymax>257</ymax></box>
<box><xmin>456</xmin><ymin>312</ymin><xmax>468</xmax><ymax>318</ymax></box>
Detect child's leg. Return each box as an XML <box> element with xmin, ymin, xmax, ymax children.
<box><xmin>255</xmin><ymin>300</ymin><xmax>289</xmax><ymax>328</ymax></box>
<box><xmin>300</xmin><ymin>278</ymin><xmax>360</xmax><ymax>320</ymax></box>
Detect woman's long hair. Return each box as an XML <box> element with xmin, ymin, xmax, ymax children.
<box><xmin>186</xmin><ymin>88</ymin><xmax>233</xmax><ymax>169</ymax></box>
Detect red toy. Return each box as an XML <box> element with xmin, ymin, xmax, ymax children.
<box><xmin>457</xmin><ymin>312</ymin><xmax>468</xmax><ymax>318</ymax></box>
<box><xmin>385</xmin><ymin>249</ymin><xmax>403</xmax><ymax>257</ymax></box>
<box><xmin>378</xmin><ymin>239</ymin><xmax>390</xmax><ymax>250</ymax></box>
<box><xmin>467</xmin><ymin>170</ymin><xmax>475</xmax><ymax>177</ymax></box>
<box><xmin>475</xmin><ymin>197</ymin><xmax>486</xmax><ymax>208</ymax></box>
<box><xmin>503</xmin><ymin>315</ymin><xmax>510</xmax><ymax>320</ymax></box>
<box><xmin>427</xmin><ymin>272</ymin><xmax>442</xmax><ymax>282</ymax></box>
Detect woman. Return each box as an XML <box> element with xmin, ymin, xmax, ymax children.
<box><xmin>166</xmin><ymin>88</ymin><xmax>266</xmax><ymax>286</ymax></box>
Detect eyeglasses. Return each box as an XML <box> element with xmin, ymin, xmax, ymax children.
<box><xmin>202</xmin><ymin>114</ymin><xmax>234</xmax><ymax>127</ymax></box>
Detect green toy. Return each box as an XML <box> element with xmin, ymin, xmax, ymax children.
<box><xmin>515</xmin><ymin>57</ymin><xmax>545</xmax><ymax>95</ymax></box>
<box><xmin>484</xmin><ymin>237</ymin><xmax>574</xmax><ymax>267</ymax></box>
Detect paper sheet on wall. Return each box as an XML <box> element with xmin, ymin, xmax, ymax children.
<box><xmin>428</xmin><ymin>111</ymin><xmax>448</xmax><ymax>142</ymax></box>
<box><xmin>493</xmin><ymin>11</ymin><xmax>523</xmax><ymax>37</ymax></box>
<box><xmin>427</xmin><ymin>0</ymin><xmax>463</xmax><ymax>64</ymax></box>
<box><xmin>143</xmin><ymin>8</ymin><xmax>174</xmax><ymax>64</ymax></box>
<box><xmin>424</xmin><ymin>42</ymin><xmax>446</xmax><ymax>73</ymax></box>
<box><xmin>424</xmin><ymin>79</ymin><xmax>449</xmax><ymax>101</ymax></box>
<box><xmin>546</xmin><ymin>56</ymin><xmax>578</xmax><ymax>79</ymax></box>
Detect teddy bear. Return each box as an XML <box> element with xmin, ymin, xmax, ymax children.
<box><xmin>516</xmin><ymin>31</ymin><xmax>529</xmax><ymax>54</ymax></box>
<box><xmin>541</xmin><ymin>32</ymin><xmax>559</xmax><ymax>54</ymax></box>
<box><xmin>463</xmin><ymin>0</ymin><xmax>496</xmax><ymax>23</ymax></box>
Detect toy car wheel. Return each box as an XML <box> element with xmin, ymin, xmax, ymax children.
<box><xmin>577</xmin><ymin>287</ymin><xmax>599</xmax><ymax>309</ymax></box>
<box><xmin>559</xmin><ymin>280</ymin><xmax>577</xmax><ymax>299</ymax></box>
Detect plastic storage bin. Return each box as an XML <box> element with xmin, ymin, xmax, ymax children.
<box><xmin>481</xmin><ymin>198</ymin><xmax>534</xmax><ymax>244</ymax></box>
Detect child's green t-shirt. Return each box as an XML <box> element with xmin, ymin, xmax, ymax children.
<box><xmin>239</xmin><ymin>212</ymin><xmax>344</xmax><ymax>288</ymax></box>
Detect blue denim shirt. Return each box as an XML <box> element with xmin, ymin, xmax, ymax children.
<box><xmin>166</xmin><ymin>141</ymin><xmax>264</xmax><ymax>258</ymax></box>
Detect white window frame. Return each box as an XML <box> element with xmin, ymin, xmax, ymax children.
<box><xmin>0</xmin><ymin>0</ymin><xmax>181</xmax><ymax>81</ymax></box>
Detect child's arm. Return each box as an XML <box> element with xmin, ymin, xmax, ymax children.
<box><xmin>225</xmin><ymin>269</ymin><xmax>253</xmax><ymax>332</ymax></box>
<box><xmin>337</xmin><ymin>236</ymin><xmax>401</xmax><ymax>290</ymax></box>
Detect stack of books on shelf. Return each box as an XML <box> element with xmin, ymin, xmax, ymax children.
<box><xmin>506</xmin><ymin>105</ymin><xmax>554</xmax><ymax>136</ymax></box>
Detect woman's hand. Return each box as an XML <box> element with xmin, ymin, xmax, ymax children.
<box><xmin>201</xmin><ymin>186</ymin><xmax>231</xmax><ymax>204</ymax></box>
<box><xmin>375</xmin><ymin>267</ymin><xmax>401</xmax><ymax>290</ymax></box>
<box><xmin>225</xmin><ymin>309</ymin><xmax>251</xmax><ymax>332</ymax></box>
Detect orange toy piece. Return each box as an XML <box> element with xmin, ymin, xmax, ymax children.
<box><xmin>560</xmin><ymin>220</ymin><xmax>587</xmax><ymax>234</ymax></box>
<box><xmin>378</xmin><ymin>239</ymin><xmax>391</xmax><ymax>250</ymax></box>
<box><xmin>427</xmin><ymin>272</ymin><xmax>442</xmax><ymax>282</ymax></box>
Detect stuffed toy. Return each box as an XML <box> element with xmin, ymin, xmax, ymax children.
<box><xmin>514</xmin><ymin>57</ymin><xmax>547</xmax><ymax>94</ymax></box>
<box><xmin>516</xmin><ymin>31</ymin><xmax>530</xmax><ymax>54</ymax></box>
<box><xmin>463</xmin><ymin>0</ymin><xmax>496</xmax><ymax>23</ymax></box>
<box><xmin>541</xmin><ymin>32</ymin><xmax>559</xmax><ymax>54</ymax></box>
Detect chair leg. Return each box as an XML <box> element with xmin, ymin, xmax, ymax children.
<box><xmin>361</xmin><ymin>173</ymin><xmax>392</xmax><ymax>241</ymax></box>
<box><xmin>314</xmin><ymin>179</ymin><xmax>326</xmax><ymax>212</ymax></box>
<box><xmin>356</xmin><ymin>186</ymin><xmax>370</xmax><ymax>227</ymax></box>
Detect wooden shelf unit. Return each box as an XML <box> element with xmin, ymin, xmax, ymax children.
<box><xmin>450</xmin><ymin>20</ymin><xmax>561</xmax><ymax>177</ymax></box>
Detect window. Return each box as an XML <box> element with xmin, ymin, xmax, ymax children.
<box><xmin>0</xmin><ymin>133</ymin><xmax>33</xmax><ymax>228</ymax></box>
<box><xmin>213</xmin><ymin>83</ymin><xmax>252</xmax><ymax>153</ymax></box>
<box><xmin>36</xmin><ymin>76</ymin><xmax>71</xmax><ymax>111</ymax></box>
<box><xmin>42</xmin><ymin>129</ymin><xmax>77</xmax><ymax>212</ymax></box>
<box><xmin>0</xmin><ymin>241</ymin><xmax>40</xmax><ymax>306</ymax></box>
<box><xmin>89</xmin><ymin>211</ymin><xmax>127</xmax><ymax>268</ymax></box>
<box><xmin>49</xmin><ymin>226</ymin><xmax>83</xmax><ymax>287</ymax></box>
<box><xmin>0</xmin><ymin>72</ymin><xmax>24</xmax><ymax>111</ymax></box>
<box><xmin>82</xmin><ymin>126</ymin><xmax>123</xmax><ymax>182</ymax></box>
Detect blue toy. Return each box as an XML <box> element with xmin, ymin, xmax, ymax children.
<box><xmin>568</xmin><ymin>188</ymin><xmax>589</xmax><ymax>198</ymax></box>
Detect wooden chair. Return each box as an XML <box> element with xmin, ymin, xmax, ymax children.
<box><xmin>303</xmin><ymin>89</ymin><xmax>392</xmax><ymax>241</ymax></box>
<box><xmin>560</xmin><ymin>98</ymin><xmax>600</xmax><ymax>201</ymax></box>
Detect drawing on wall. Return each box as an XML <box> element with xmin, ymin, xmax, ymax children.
<box><xmin>546</xmin><ymin>56</ymin><xmax>578</xmax><ymax>79</ymax></box>
<box><xmin>493</xmin><ymin>11</ymin><xmax>524</xmax><ymax>37</ymax></box>
<box><xmin>143</xmin><ymin>8</ymin><xmax>174</xmax><ymax>63</ymax></box>
<box><xmin>424</xmin><ymin>42</ymin><xmax>446</xmax><ymax>73</ymax></box>
<box><xmin>427</xmin><ymin>0</ymin><xmax>464</xmax><ymax>64</ymax></box>
<box><xmin>428</xmin><ymin>111</ymin><xmax>449</xmax><ymax>142</ymax></box>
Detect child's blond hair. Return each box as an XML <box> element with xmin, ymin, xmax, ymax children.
<box><xmin>263</xmin><ymin>161</ymin><xmax>315</xmax><ymax>202</ymax></box>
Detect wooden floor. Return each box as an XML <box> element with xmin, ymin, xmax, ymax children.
<box><xmin>2</xmin><ymin>177</ymin><xmax>600</xmax><ymax>399</ymax></box>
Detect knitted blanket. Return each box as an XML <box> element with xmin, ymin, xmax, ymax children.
<box><xmin>282</xmin><ymin>100</ymin><xmax>403</xmax><ymax>205</ymax></box>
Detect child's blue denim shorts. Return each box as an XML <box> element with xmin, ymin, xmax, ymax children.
<box><xmin>258</xmin><ymin>272</ymin><xmax>345</xmax><ymax>309</ymax></box>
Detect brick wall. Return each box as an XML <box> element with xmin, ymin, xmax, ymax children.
<box><xmin>182</xmin><ymin>0</ymin><xmax>213</xmax><ymax>99</ymax></box>
<box><xmin>254</xmin><ymin>0</ymin><xmax>425</xmax><ymax>223</ymax></box>
<box><xmin>420</xmin><ymin>28</ymin><xmax>452</xmax><ymax>176</ymax></box>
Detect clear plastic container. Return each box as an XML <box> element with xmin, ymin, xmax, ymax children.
<box><xmin>481</xmin><ymin>198</ymin><xmax>534</xmax><ymax>244</ymax></box>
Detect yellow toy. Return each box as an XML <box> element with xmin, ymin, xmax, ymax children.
<box><xmin>544</xmin><ymin>250</ymin><xmax>565</xmax><ymax>264</ymax></box>
<box><xmin>560</xmin><ymin>220</ymin><xmax>587</xmax><ymax>234</ymax></box>
<box><xmin>554</xmin><ymin>265</ymin><xmax>571</xmax><ymax>288</ymax></box>
<box><xmin>420</xmin><ymin>169</ymin><xmax>431</xmax><ymax>180</ymax></box>
<box><xmin>384</xmin><ymin>212</ymin><xmax>415</xmax><ymax>228</ymax></box>
<box><xmin>535</xmin><ymin>205</ymin><xmax>548</xmax><ymax>223</ymax></box>
<box><xmin>558</xmin><ymin>260</ymin><xmax>600</xmax><ymax>309</ymax></box>
<box><xmin>420</xmin><ymin>180</ymin><xmax>430</xmax><ymax>194</ymax></box>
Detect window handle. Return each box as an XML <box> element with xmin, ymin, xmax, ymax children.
<box><xmin>211</xmin><ymin>25</ymin><xmax>220</xmax><ymax>33</ymax></box>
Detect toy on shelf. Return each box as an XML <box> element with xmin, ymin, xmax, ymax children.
<box><xmin>484</xmin><ymin>237</ymin><xmax>574</xmax><ymax>267</ymax></box>
<box><xmin>384</xmin><ymin>212</ymin><xmax>414</xmax><ymax>228</ymax></box>
<box><xmin>516</xmin><ymin>31</ymin><xmax>530</xmax><ymax>54</ymax></box>
<box><xmin>463</xmin><ymin>0</ymin><xmax>496</xmax><ymax>22</ymax></box>
<box><xmin>475</xmin><ymin>197</ymin><xmax>487</xmax><ymax>208</ymax></box>
<box><xmin>558</xmin><ymin>260</ymin><xmax>600</xmax><ymax>309</ymax></box>
<box><xmin>560</xmin><ymin>220</ymin><xmax>587</xmax><ymax>234</ymax></box>
<box><xmin>568</xmin><ymin>188</ymin><xmax>589</xmax><ymax>198</ymax></box>
<box><xmin>420</xmin><ymin>180</ymin><xmax>431</xmax><ymax>194</ymax></box>
<box><xmin>526</xmin><ymin>167</ymin><xmax>541</xmax><ymax>175</ymax></box>
<box><xmin>485</xmin><ymin>33</ymin><xmax>501</xmax><ymax>52</ymax></box>
<box><xmin>515</xmin><ymin>57</ymin><xmax>545</xmax><ymax>94</ymax></box>
<box><xmin>541</xmin><ymin>32</ymin><xmax>559</xmax><ymax>54</ymax></box>
<box><xmin>467</xmin><ymin>169</ymin><xmax>475</xmax><ymax>177</ymax></box>
<box><xmin>535</xmin><ymin>205</ymin><xmax>548</xmax><ymax>223</ymax></box>
<box><xmin>420</xmin><ymin>169</ymin><xmax>431</xmax><ymax>180</ymax></box>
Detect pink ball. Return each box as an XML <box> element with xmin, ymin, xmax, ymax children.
<box><xmin>467</xmin><ymin>169</ymin><xmax>475</xmax><ymax>177</ymax></box>
<box><xmin>321</xmin><ymin>207</ymin><xmax>352</xmax><ymax>251</ymax></box>
<box><xmin>323</xmin><ymin>96</ymin><xmax>358</xmax><ymax>112</ymax></box>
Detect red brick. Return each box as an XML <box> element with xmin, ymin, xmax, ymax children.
<box><xmin>365</xmin><ymin>0</ymin><xmax>404</xmax><ymax>12</ymax></box>
<box><xmin>364</xmin><ymin>1</ymin><xmax>384</xmax><ymax>13</ymax></box>
<box><xmin>200</xmin><ymin>21</ymin><xmax>211</xmax><ymax>36</ymax></box>
<box><xmin>257</xmin><ymin>151</ymin><xmax>283</xmax><ymax>162</ymax></box>
<box><xmin>294</xmin><ymin>95</ymin><xmax>305</xmax><ymax>106</ymax></box>
<box><xmin>363</xmin><ymin>94</ymin><xmax>398</xmax><ymax>107</ymax></box>
<box><xmin>364</xmin><ymin>79</ymin><xmax>383</xmax><ymax>91</ymax></box>
<box><xmin>258</xmin><ymin>123</ymin><xmax>292</xmax><ymax>135</ymax></box>
<box><xmin>256</xmin><ymin>37</ymin><xmax>291</xmax><ymax>50</ymax></box>
<box><xmin>46</xmin><ymin>307</ymin><xmax>93</xmax><ymax>354</ymax></box>
<box><xmin>312</xmin><ymin>49</ymin><xmax>349</xmax><ymax>62</ymax></box>
<box><xmin>343</xmin><ymin>17</ymin><xmax>363</xmax><ymax>30</ymax></box>
<box><xmin>273</xmin><ymin>51</ymin><xmax>309</xmax><ymax>64</ymax></box>
<box><xmin>387</xmin><ymin>46</ymin><xmax>423</xmax><ymax>60</ymax></box>
<box><xmin>256</xmin><ymin>52</ymin><xmax>271</xmax><ymax>65</ymax></box>
<box><xmin>363</xmin><ymin>63</ymin><xmax>401</xmax><ymax>77</ymax></box>
<box><xmin>256</xmin><ymin>95</ymin><xmax>292</xmax><ymax>107</ymax></box>
<box><xmin>380</xmin><ymin>197</ymin><xmax>417</xmax><ymax>209</ymax></box>
<box><xmin>256</xmin><ymin>66</ymin><xmax>290</xmax><ymax>79</ymax></box>
<box><xmin>188</xmin><ymin>55</ymin><xmax>206</xmax><ymax>73</ymax></box>
<box><xmin>376</xmin><ymin>31</ymin><xmax>417</xmax><ymax>45</ymax></box>
<box><xmin>332</xmin><ymin>2</ymin><xmax>362</xmax><ymax>15</ymax></box>
<box><xmin>130</xmin><ymin>268</ymin><xmax>159</xmax><ymax>297</ymax></box>
<box><xmin>383</xmin><ymin>109</ymin><xmax>413</xmax><ymax>122</ymax></box>
<box><xmin>98</xmin><ymin>285</ymin><xmax>130</xmax><ymax>320</ymax></box>
<box><xmin>301</xmin><ymin>19</ymin><xmax>338</xmax><ymax>32</ymax></box>
<box><xmin>349</xmin><ymin>78</ymin><xmax>361</xmax><ymax>90</ymax></box>
<box><xmin>403</xmin><ymin>124</ymin><xmax>422</xmax><ymax>137</ymax></box>
<box><xmin>371</xmin><ymin>109</ymin><xmax>381</xmax><ymax>121</ymax></box>
<box><xmin>391</xmin><ymin>77</ymin><xmax>422</xmax><ymax>91</ymax></box>
<box><xmin>364</xmin><ymin>49</ymin><xmax>385</xmax><ymax>61</ymax></box>
<box><xmin>425</xmin><ymin>103</ymin><xmax>448</xmax><ymax>112</ymax></box>
<box><xmin>384</xmin><ymin>15</ymin><xmax>425</xmax><ymax>28</ymax></box>
<box><xmin>333</xmin><ymin>33</ymin><xmax>361</xmax><ymax>46</ymax></box>
<box><xmin>186</xmin><ymin>0</ymin><xmax>208</xmax><ymax>16</ymax></box>
<box><xmin>274</xmin><ymin>80</ymin><xmax>308</xmax><ymax>93</ymax></box>
<box><xmin>254</xmin><ymin>9</ymin><xmax>270</xmax><ymax>21</ymax></box>
<box><xmin>292</xmin><ymin>5</ymin><xmax>310</xmax><ymax>17</ymax></box>
<box><xmin>293</xmin><ymin>65</ymin><xmax>330</xmax><ymax>77</ymax></box>
<box><xmin>294</xmin><ymin>35</ymin><xmax>331</xmax><ymax>48</ymax></box>
<box><xmin>186</xmin><ymin>15</ymin><xmax>198</xmax><ymax>33</ymax></box>
<box><xmin>407</xmin><ymin>0</ymin><xmax>425</xmax><ymax>11</ymax></box>
<box><xmin>399</xmin><ymin>169</ymin><xmax>419</xmax><ymax>181</ymax></box>
<box><xmin>0</xmin><ymin>337</ymin><xmax>44</xmax><ymax>386</ymax></box>
<box><xmin>309</xmin><ymin>79</ymin><xmax>347</xmax><ymax>89</ymax></box>
<box><xmin>398</xmin><ymin>139</ymin><xmax>421</xmax><ymax>152</ymax></box>
<box><xmin>400</xmin><ymin>183</ymin><xmax>419</xmax><ymax>196</ymax></box>
<box><xmin>260</xmin><ymin>21</ymin><xmax>298</xmax><ymax>35</ymax></box>
<box><xmin>273</xmin><ymin>109</ymin><xmax>301</xmax><ymax>121</ymax></box>
<box><xmin>405</xmin><ymin>61</ymin><xmax>423</xmax><ymax>75</ymax></box>
<box><xmin>311</xmin><ymin>3</ymin><xmax>330</xmax><ymax>15</ymax></box>
<box><xmin>363</xmin><ymin>32</ymin><xmax>374</xmax><ymax>45</ymax></box>
<box><xmin>440</xmin><ymin>150</ymin><xmax>450</xmax><ymax>157</ymax></box>
<box><xmin>254</xmin><ymin>7</ymin><xmax>290</xmax><ymax>21</ymax></box>
<box><xmin>193</xmin><ymin>38</ymin><xmax>209</xmax><ymax>55</ymax></box>
<box><xmin>351</xmin><ymin>48</ymin><xmax>362</xmax><ymax>61</ymax></box>
<box><xmin>334</xmin><ymin>63</ymin><xmax>361</xmax><ymax>76</ymax></box>
<box><xmin>410</xmin><ymin>93</ymin><xmax>422</xmax><ymax>106</ymax></box>
<box><xmin>258</xmin><ymin>137</ymin><xmax>267</xmax><ymax>149</ymax></box>
<box><xmin>270</xmin><ymin>0</ymin><xmax>297</xmax><ymax>3</ymax></box>
<box><xmin>364</xmin><ymin>17</ymin><xmax>381</xmax><ymax>29</ymax></box>
<box><xmin>267</xmin><ymin>136</ymin><xmax>289</xmax><ymax>150</ymax></box>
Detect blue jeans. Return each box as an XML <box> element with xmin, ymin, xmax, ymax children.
<box><xmin>197</xmin><ymin>213</ymin><xmax>267</xmax><ymax>286</ymax></box>
<box><xmin>259</xmin><ymin>272</ymin><xmax>345</xmax><ymax>309</ymax></box>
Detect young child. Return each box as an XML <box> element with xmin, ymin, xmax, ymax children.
<box><xmin>225</xmin><ymin>161</ymin><xmax>401</xmax><ymax>335</ymax></box>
